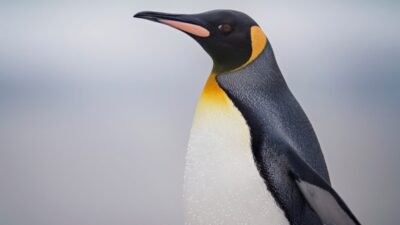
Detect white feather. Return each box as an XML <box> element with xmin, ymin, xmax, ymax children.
<box><xmin>296</xmin><ymin>180</ymin><xmax>357</xmax><ymax>225</ymax></box>
<box><xmin>184</xmin><ymin>97</ymin><xmax>289</xmax><ymax>225</ymax></box>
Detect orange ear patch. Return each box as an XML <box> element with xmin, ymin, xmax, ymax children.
<box><xmin>159</xmin><ymin>19</ymin><xmax>210</xmax><ymax>37</ymax></box>
<box><xmin>232</xmin><ymin>26</ymin><xmax>267</xmax><ymax>71</ymax></box>
<box><xmin>247</xmin><ymin>26</ymin><xmax>267</xmax><ymax>65</ymax></box>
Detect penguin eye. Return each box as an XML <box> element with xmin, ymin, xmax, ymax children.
<box><xmin>218</xmin><ymin>24</ymin><xmax>232</xmax><ymax>34</ymax></box>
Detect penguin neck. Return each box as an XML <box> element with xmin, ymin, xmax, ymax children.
<box><xmin>193</xmin><ymin>26</ymin><xmax>268</xmax><ymax>125</ymax></box>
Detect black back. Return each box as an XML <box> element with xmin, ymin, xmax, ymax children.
<box><xmin>217</xmin><ymin>43</ymin><xmax>330</xmax><ymax>225</ymax></box>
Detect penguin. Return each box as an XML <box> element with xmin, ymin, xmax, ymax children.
<box><xmin>134</xmin><ymin>10</ymin><xmax>361</xmax><ymax>225</ymax></box>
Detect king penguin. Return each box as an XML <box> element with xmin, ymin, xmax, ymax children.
<box><xmin>134</xmin><ymin>10</ymin><xmax>361</xmax><ymax>225</ymax></box>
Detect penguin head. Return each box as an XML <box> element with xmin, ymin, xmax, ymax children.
<box><xmin>134</xmin><ymin>10</ymin><xmax>267</xmax><ymax>73</ymax></box>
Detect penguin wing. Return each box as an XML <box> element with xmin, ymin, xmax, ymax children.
<box><xmin>286</xmin><ymin>150</ymin><xmax>361</xmax><ymax>225</ymax></box>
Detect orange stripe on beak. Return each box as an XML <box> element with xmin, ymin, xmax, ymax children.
<box><xmin>159</xmin><ymin>19</ymin><xmax>210</xmax><ymax>37</ymax></box>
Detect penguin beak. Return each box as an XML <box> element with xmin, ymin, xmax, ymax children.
<box><xmin>134</xmin><ymin>11</ymin><xmax>210</xmax><ymax>38</ymax></box>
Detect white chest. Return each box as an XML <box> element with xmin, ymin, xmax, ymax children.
<box><xmin>184</xmin><ymin>94</ymin><xmax>289</xmax><ymax>225</ymax></box>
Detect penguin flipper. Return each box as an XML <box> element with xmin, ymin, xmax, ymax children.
<box><xmin>287</xmin><ymin>151</ymin><xmax>361</xmax><ymax>225</ymax></box>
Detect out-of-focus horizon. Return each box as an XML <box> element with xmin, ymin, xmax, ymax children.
<box><xmin>0</xmin><ymin>1</ymin><xmax>399</xmax><ymax>224</ymax></box>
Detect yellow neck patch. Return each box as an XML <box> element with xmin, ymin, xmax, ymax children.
<box><xmin>196</xmin><ymin>26</ymin><xmax>267</xmax><ymax>111</ymax></box>
<box><xmin>198</xmin><ymin>71</ymin><xmax>228</xmax><ymax>107</ymax></box>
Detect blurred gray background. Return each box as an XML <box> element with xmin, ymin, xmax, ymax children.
<box><xmin>0</xmin><ymin>0</ymin><xmax>399</xmax><ymax>224</ymax></box>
